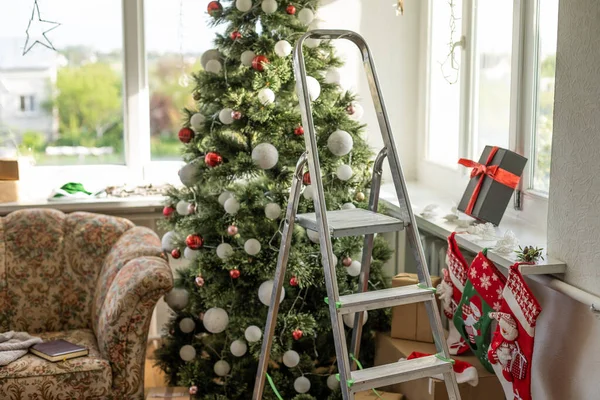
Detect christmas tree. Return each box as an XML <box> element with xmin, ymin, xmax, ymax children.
<box><xmin>156</xmin><ymin>1</ymin><xmax>392</xmax><ymax>398</ymax></box>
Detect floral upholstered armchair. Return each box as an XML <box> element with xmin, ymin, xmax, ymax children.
<box><xmin>0</xmin><ymin>209</ymin><xmax>173</xmax><ymax>399</ymax></box>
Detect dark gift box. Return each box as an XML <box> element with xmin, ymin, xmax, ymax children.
<box><xmin>458</xmin><ymin>146</ymin><xmax>527</xmax><ymax>226</ymax></box>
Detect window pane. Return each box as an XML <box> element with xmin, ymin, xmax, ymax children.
<box><xmin>472</xmin><ymin>1</ymin><xmax>513</xmax><ymax>156</ymax></box>
<box><xmin>533</xmin><ymin>0</ymin><xmax>558</xmax><ymax>193</ymax></box>
<box><xmin>0</xmin><ymin>0</ymin><xmax>124</xmax><ymax>166</ymax></box>
<box><xmin>427</xmin><ymin>0</ymin><xmax>462</xmax><ymax>166</ymax></box>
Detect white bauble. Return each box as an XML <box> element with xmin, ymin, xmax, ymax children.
<box><xmin>205</xmin><ymin>59</ymin><xmax>223</xmax><ymax>74</ymax></box>
<box><xmin>190</xmin><ymin>113</ymin><xmax>206</xmax><ymax>131</ymax></box>
<box><xmin>241</xmin><ymin>50</ymin><xmax>256</xmax><ymax>66</ymax></box>
<box><xmin>274</xmin><ymin>40</ymin><xmax>292</xmax><ymax>57</ymax></box>
<box><xmin>306</xmin><ymin>76</ymin><xmax>321</xmax><ymax>101</ymax></box>
<box><xmin>179</xmin><ymin>318</ymin><xmax>196</xmax><ymax>333</ymax></box>
<box><xmin>305</xmin><ymin>38</ymin><xmax>321</xmax><ymax>48</ymax></box>
<box><xmin>214</xmin><ymin>360</ymin><xmax>231</xmax><ymax>376</ymax></box>
<box><xmin>327</xmin><ymin>130</ymin><xmax>353</xmax><ymax>156</ymax></box>
<box><xmin>218</xmin><ymin>191</ymin><xmax>233</xmax><ymax>205</ymax></box>
<box><xmin>224</xmin><ymin>197</ymin><xmax>240</xmax><ymax>215</ymax></box>
<box><xmin>324</xmin><ymin>69</ymin><xmax>341</xmax><ymax>85</ymax></box>
<box><xmin>327</xmin><ymin>374</ymin><xmax>340</xmax><ymax>390</ymax></box>
<box><xmin>184</xmin><ymin>247</ymin><xmax>200</xmax><ymax>260</ymax></box>
<box><xmin>176</xmin><ymin>200</ymin><xmax>191</xmax><ymax>216</ymax></box>
<box><xmin>283</xmin><ymin>350</ymin><xmax>300</xmax><ymax>368</ymax></box>
<box><xmin>161</xmin><ymin>231</ymin><xmax>177</xmax><ymax>251</ymax></box>
<box><xmin>303</xmin><ymin>185</ymin><xmax>314</xmax><ymax>200</ymax></box>
<box><xmin>343</xmin><ymin>311</ymin><xmax>368</xmax><ymax>328</ymax></box>
<box><xmin>164</xmin><ymin>288</ymin><xmax>189</xmax><ymax>310</ymax></box>
<box><xmin>251</xmin><ymin>143</ymin><xmax>279</xmax><ymax>169</ymax></box>
<box><xmin>347</xmin><ymin>260</ymin><xmax>361</xmax><ymax>277</ymax></box>
<box><xmin>261</xmin><ymin>0</ymin><xmax>278</xmax><ymax>14</ymax></box>
<box><xmin>245</xmin><ymin>325</ymin><xmax>262</xmax><ymax>342</ymax></box>
<box><xmin>265</xmin><ymin>203</ymin><xmax>282</xmax><ymax>220</ymax></box>
<box><xmin>179</xmin><ymin>345</ymin><xmax>196</xmax><ymax>362</ymax></box>
<box><xmin>297</xmin><ymin>8</ymin><xmax>315</xmax><ymax>25</ymax></box>
<box><xmin>323</xmin><ymin>254</ymin><xmax>338</xmax><ymax>267</ymax></box>
<box><xmin>341</xmin><ymin>202</ymin><xmax>356</xmax><ymax>210</ymax></box>
<box><xmin>203</xmin><ymin>307</ymin><xmax>229</xmax><ymax>333</ymax></box>
<box><xmin>336</xmin><ymin>164</ymin><xmax>353</xmax><ymax>181</ymax></box>
<box><xmin>258</xmin><ymin>88</ymin><xmax>276</xmax><ymax>105</ymax></box>
<box><xmin>294</xmin><ymin>376</ymin><xmax>311</xmax><ymax>394</ymax></box>
<box><xmin>219</xmin><ymin>108</ymin><xmax>235</xmax><ymax>125</ymax></box>
<box><xmin>348</xmin><ymin>102</ymin><xmax>364</xmax><ymax>121</ymax></box>
<box><xmin>201</xmin><ymin>49</ymin><xmax>220</xmax><ymax>68</ymax></box>
<box><xmin>179</xmin><ymin>160</ymin><xmax>200</xmax><ymax>187</ymax></box>
<box><xmin>236</xmin><ymin>0</ymin><xmax>253</xmax><ymax>12</ymax></box>
<box><xmin>244</xmin><ymin>238</ymin><xmax>262</xmax><ymax>255</ymax></box>
<box><xmin>306</xmin><ymin>229</ymin><xmax>319</xmax><ymax>243</ymax></box>
<box><xmin>216</xmin><ymin>243</ymin><xmax>234</xmax><ymax>259</ymax></box>
<box><xmin>230</xmin><ymin>340</ymin><xmax>248</xmax><ymax>357</ymax></box>
<box><xmin>258</xmin><ymin>280</ymin><xmax>285</xmax><ymax>305</ymax></box>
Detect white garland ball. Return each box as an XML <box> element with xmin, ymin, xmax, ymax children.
<box><xmin>179</xmin><ymin>160</ymin><xmax>200</xmax><ymax>187</ymax></box>
<box><xmin>230</xmin><ymin>340</ymin><xmax>248</xmax><ymax>357</ymax></box>
<box><xmin>347</xmin><ymin>260</ymin><xmax>361</xmax><ymax>277</ymax></box>
<box><xmin>324</xmin><ymin>69</ymin><xmax>341</xmax><ymax>85</ymax></box>
<box><xmin>261</xmin><ymin>0</ymin><xmax>278</xmax><ymax>14</ymax></box>
<box><xmin>258</xmin><ymin>88</ymin><xmax>276</xmax><ymax>105</ymax></box>
<box><xmin>161</xmin><ymin>231</ymin><xmax>177</xmax><ymax>252</ymax></box>
<box><xmin>241</xmin><ymin>50</ymin><xmax>256</xmax><ymax>66</ymax></box>
<box><xmin>303</xmin><ymin>185</ymin><xmax>315</xmax><ymax>200</ymax></box>
<box><xmin>179</xmin><ymin>318</ymin><xmax>196</xmax><ymax>333</ymax></box>
<box><xmin>184</xmin><ymin>247</ymin><xmax>200</xmax><ymax>260</ymax></box>
<box><xmin>218</xmin><ymin>191</ymin><xmax>233</xmax><ymax>205</ymax></box>
<box><xmin>323</xmin><ymin>254</ymin><xmax>338</xmax><ymax>267</ymax></box>
<box><xmin>306</xmin><ymin>229</ymin><xmax>319</xmax><ymax>243</ymax></box>
<box><xmin>305</xmin><ymin>38</ymin><xmax>321</xmax><ymax>48</ymax></box>
<box><xmin>205</xmin><ymin>59</ymin><xmax>222</xmax><ymax>74</ymax></box>
<box><xmin>306</xmin><ymin>76</ymin><xmax>321</xmax><ymax>101</ymax></box>
<box><xmin>219</xmin><ymin>108</ymin><xmax>235</xmax><ymax>125</ymax></box>
<box><xmin>343</xmin><ymin>311</ymin><xmax>368</xmax><ymax>329</ymax></box>
<box><xmin>283</xmin><ymin>350</ymin><xmax>300</xmax><ymax>368</ymax></box>
<box><xmin>294</xmin><ymin>376</ymin><xmax>311</xmax><ymax>394</ymax></box>
<box><xmin>214</xmin><ymin>360</ymin><xmax>231</xmax><ymax>376</ymax></box>
<box><xmin>327</xmin><ymin>130</ymin><xmax>353</xmax><ymax>156</ymax></box>
<box><xmin>176</xmin><ymin>200</ymin><xmax>191</xmax><ymax>216</ymax></box>
<box><xmin>190</xmin><ymin>113</ymin><xmax>206</xmax><ymax>131</ymax></box>
<box><xmin>327</xmin><ymin>374</ymin><xmax>340</xmax><ymax>390</ymax></box>
<box><xmin>216</xmin><ymin>243</ymin><xmax>234</xmax><ymax>259</ymax></box>
<box><xmin>348</xmin><ymin>102</ymin><xmax>364</xmax><ymax>121</ymax></box>
<box><xmin>265</xmin><ymin>203</ymin><xmax>281</xmax><ymax>220</ymax></box>
<box><xmin>236</xmin><ymin>0</ymin><xmax>253</xmax><ymax>12</ymax></box>
<box><xmin>164</xmin><ymin>288</ymin><xmax>189</xmax><ymax>310</ymax></box>
<box><xmin>252</xmin><ymin>143</ymin><xmax>279</xmax><ymax>169</ymax></box>
<box><xmin>224</xmin><ymin>197</ymin><xmax>240</xmax><ymax>215</ymax></box>
<box><xmin>274</xmin><ymin>40</ymin><xmax>292</xmax><ymax>57</ymax></box>
<box><xmin>179</xmin><ymin>345</ymin><xmax>196</xmax><ymax>362</ymax></box>
<box><xmin>201</xmin><ymin>49</ymin><xmax>220</xmax><ymax>69</ymax></box>
<box><xmin>258</xmin><ymin>280</ymin><xmax>285</xmax><ymax>305</ymax></box>
<box><xmin>244</xmin><ymin>239</ymin><xmax>262</xmax><ymax>255</ymax></box>
<box><xmin>341</xmin><ymin>202</ymin><xmax>356</xmax><ymax>210</ymax></box>
<box><xmin>245</xmin><ymin>325</ymin><xmax>262</xmax><ymax>342</ymax></box>
<box><xmin>336</xmin><ymin>164</ymin><xmax>353</xmax><ymax>181</ymax></box>
<box><xmin>297</xmin><ymin>8</ymin><xmax>315</xmax><ymax>25</ymax></box>
<box><xmin>203</xmin><ymin>307</ymin><xmax>229</xmax><ymax>333</ymax></box>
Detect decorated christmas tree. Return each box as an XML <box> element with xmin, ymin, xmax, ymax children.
<box><xmin>156</xmin><ymin>1</ymin><xmax>392</xmax><ymax>398</ymax></box>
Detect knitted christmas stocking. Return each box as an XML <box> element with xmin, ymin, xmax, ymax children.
<box><xmin>437</xmin><ymin>232</ymin><xmax>470</xmax><ymax>355</ymax></box>
<box><xmin>453</xmin><ymin>251</ymin><xmax>506</xmax><ymax>373</ymax></box>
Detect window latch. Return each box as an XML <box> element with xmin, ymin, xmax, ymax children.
<box><xmin>514</xmin><ymin>189</ymin><xmax>523</xmax><ymax>211</ymax></box>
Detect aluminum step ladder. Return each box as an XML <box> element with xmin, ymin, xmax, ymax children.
<box><xmin>252</xmin><ymin>30</ymin><xmax>461</xmax><ymax>400</ymax></box>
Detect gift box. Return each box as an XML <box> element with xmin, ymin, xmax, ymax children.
<box><xmin>391</xmin><ymin>273</ymin><xmax>442</xmax><ymax>343</ymax></box>
<box><xmin>0</xmin><ymin>159</ymin><xmax>19</xmax><ymax>181</ymax></box>
<box><xmin>458</xmin><ymin>146</ymin><xmax>527</xmax><ymax>225</ymax></box>
<box><xmin>0</xmin><ymin>180</ymin><xmax>19</xmax><ymax>203</ymax></box>
<box><xmin>356</xmin><ymin>390</ymin><xmax>404</xmax><ymax>399</ymax></box>
<box><xmin>146</xmin><ymin>387</ymin><xmax>190</xmax><ymax>400</ymax></box>
<box><xmin>374</xmin><ymin>333</ymin><xmax>504</xmax><ymax>400</ymax></box>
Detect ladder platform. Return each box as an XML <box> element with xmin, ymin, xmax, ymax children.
<box><xmin>337</xmin><ymin>284</ymin><xmax>435</xmax><ymax>315</ymax></box>
<box><xmin>296</xmin><ymin>209</ymin><xmax>404</xmax><ymax>237</ymax></box>
<box><xmin>349</xmin><ymin>355</ymin><xmax>453</xmax><ymax>393</ymax></box>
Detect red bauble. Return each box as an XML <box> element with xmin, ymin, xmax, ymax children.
<box><xmin>286</xmin><ymin>4</ymin><xmax>296</xmax><ymax>14</ymax></box>
<box><xmin>251</xmin><ymin>55</ymin><xmax>270</xmax><ymax>71</ymax></box>
<box><xmin>342</xmin><ymin>257</ymin><xmax>352</xmax><ymax>267</ymax></box>
<box><xmin>230</xmin><ymin>269</ymin><xmax>240</xmax><ymax>279</ymax></box>
<box><xmin>294</xmin><ymin>126</ymin><xmax>304</xmax><ymax>136</ymax></box>
<box><xmin>171</xmin><ymin>248</ymin><xmax>181</xmax><ymax>259</ymax></box>
<box><xmin>205</xmin><ymin>152</ymin><xmax>223</xmax><ymax>167</ymax></box>
<box><xmin>230</xmin><ymin>31</ymin><xmax>242</xmax><ymax>40</ymax></box>
<box><xmin>163</xmin><ymin>206</ymin><xmax>175</xmax><ymax>217</ymax></box>
<box><xmin>187</xmin><ymin>203</ymin><xmax>196</xmax><ymax>215</ymax></box>
<box><xmin>302</xmin><ymin>171</ymin><xmax>311</xmax><ymax>185</ymax></box>
<box><xmin>346</xmin><ymin>104</ymin><xmax>356</xmax><ymax>115</ymax></box>
<box><xmin>189</xmin><ymin>386</ymin><xmax>198</xmax><ymax>395</ymax></box>
<box><xmin>195</xmin><ymin>276</ymin><xmax>205</xmax><ymax>287</ymax></box>
<box><xmin>178</xmin><ymin>127</ymin><xmax>195</xmax><ymax>143</ymax></box>
<box><xmin>290</xmin><ymin>276</ymin><xmax>299</xmax><ymax>286</ymax></box>
<box><xmin>231</xmin><ymin>110</ymin><xmax>243</xmax><ymax>120</ymax></box>
<box><xmin>207</xmin><ymin>1</ymin><xmax>223</xmax><ymax>16</ymax></box>
<box><xmin>292</xmin><ymin>329</ymin><xmax>303</xmax><ymax>340</ymax></box>
<box><xmin>186</xmin><ymin>234</ymin><xmax>204</xmax><ymax>250</ymax></box>
<box><xmin>227</xmin><ymin>225</ymin><xmax>239</xmax><ymax>236</ymax></box>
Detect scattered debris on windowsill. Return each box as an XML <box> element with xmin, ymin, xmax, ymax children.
<box><xmin>104</xmin><ymin>184</ymin><xmax>169</xmax><ymax>198</ymax></box>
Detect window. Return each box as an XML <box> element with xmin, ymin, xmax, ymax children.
<box><xmin>19</xmin><ymin>95</ymin><xmax>35</xmax><ymax>112</ymax></box>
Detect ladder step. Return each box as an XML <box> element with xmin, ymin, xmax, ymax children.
<box><xmin>349</xmin><ymin>355</ymin><xmax>453</xmax><ymax>393</ymax></box>
<box><xmin>296</xmin><ymin>209</ymin><xmax>404</xmax><ymax>237</ymax></box>
<box><xmin>337</xmin><ymin>285</ymin><xmax>435</xmax><ymax>315</ymax></box>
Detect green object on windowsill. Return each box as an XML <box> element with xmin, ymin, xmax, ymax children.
<box><xmin>48</xmin><ymin>182</ymin><xmax>105</xmax><ymax>202</ymax></box>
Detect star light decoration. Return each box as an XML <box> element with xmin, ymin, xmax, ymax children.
<box><xmin>23</xmin><ymin>0</ymin><xmax>61</xmax><ymax>56</ymax></box>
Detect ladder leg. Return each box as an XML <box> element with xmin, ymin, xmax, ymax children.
<box><xmin>253</xmin><ymin>154</ymin><xmax>307</xmax><ymax>400</ymax></box>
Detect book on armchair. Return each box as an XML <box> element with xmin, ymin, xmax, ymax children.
<box><xmin>29</xmin><ymin>339</ymin><xmax>88</xmax><ymax>362</ymax></box>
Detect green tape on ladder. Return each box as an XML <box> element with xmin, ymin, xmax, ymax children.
<box><xmin>435</xmin><ymin>353</ymin><xmax>456</xmax><ymax>364</ymax></box>
<box><xmin>348</xmin><ymin>354</ymin><xmax>385</xmax><ymax>398</ymax></box>
<box><xmin>323</xmin><ymin>297</ymin><xmax>342</xmax><ymax>308</ymax></box>
<box><xmin>417</xmin><ymin>283</ymin><xmax>437</xmax><ymax>293</ymax></box>
<box><xmin>265</xmin><ymin>372</ymin><xmax>285</xmax><ymax>400</ymax></box>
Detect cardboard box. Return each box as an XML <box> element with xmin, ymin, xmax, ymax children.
<box><xmin>0</xmin><ymin>159</ymin><xmax>19</xmax><ymax>180</ymax></box>
<box><xmin>356</xmin><ymin>390</ymin><xmax>404</xmax><ymax>399</ymax></box>
<box><xmin>374</xmin><ymin>333</ymin><xmax>503</xmax><ymax>400</ymax></box>
<box><xmin>391</xmin><ymin>273</ymin><xmax>442</xmax><ymax>343</ymax></box>
<box><xmin>146</xmin><ymin>387</ymin><xmax>190</xmax><ymax>400</ymax></box>
<box><xmin>0</xmin><ymin>180</ymin><xmax>18</xmax><ymax>203</ymax></box>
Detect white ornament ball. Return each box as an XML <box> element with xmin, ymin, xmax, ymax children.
<box><xmin>179</xmin><ymin>160</ymin><xmax>200</xmax><ymax>187</ymax></box>
<box><xmin>203</xmin><ymin>307</ymin><xmax>230</xmax><ymax>333</ymax></box>
<box><xmin>336</xmin><ymin>164</ymin><xmax>353</xmax><ymax>181</ymax></box>
<box><xmin>324</xmin><ymin>69</ymin><xmax>342</xmax><ymax>85</ymax></box>
<box><xmin>261</xmin><ymin>0</ymin><xmax>278</xmax><ymax>14</ymax></box>
<box><xmin>303</xmin><ymin>185</ymin><xmax>315</xmax><ymax>200</ymax></box>
<box><xmin>274</xmin><ymin>40</ymin><xmax>292</xmax><ymax>57</ymax></box>
<box><xmin>214</xmin><ymin>360</ymin><xmax>231</xmax><ymax>376</ymax></box>
<box><xmin>258</xmin><ymin>88</ymin><xmax>276</xmax><ymax>105</ymax></box>
<box><xmin>230</xmin><ymin>340</ymin><xmax>248</xmax><ymax>357</ymax></box>
<box><xmin>341</xmin><ymin>202</ymin><xmax>356</xmax><ymax>210</ymax></box>
<box><xmin>323</xmin><ymin>254</ymin><xmax>338</xmax><ymax>267</ymax></box>
<box><xmin>306</xmin><ymin>229</ymin><xmax>319</xmax><ymax>243</ymax></box>
<box><xmin>244</xmin><ymin>239</ymin><xmax>262</xmax><ymax>255</ymax></box>
<box><xmin>258</xmin><ymin>280</ymin><xmax>285</xmax><ymax>306</ymax></box>
<box><xmin>216</xmin><ymin>243</ymin><xmax>234</xmax><ymax>259</ymax></box>
<box><xmin>190</xmin><ymin>113</ymin><xmax>206</xmax><ymax>131</ymax></box>
<box><xmin>205</xmin><ymin>59</ymin><xmax>222</xmax><ymax>74</ymax></box>
<box><xmin>347</xmin><ymin>260</ymin><xmax>361</xmax><ymax>277</ymax></box>
<box><xmin>252</xmin><ymin>143</ymin><xmax>279</xmax><ymax>169</ymax></box>
<box><xmin>306</xmin><ymin>76</ymin><xmax>321</xmax><ymax>101</ymax></box>
<box><xmin>161</xmin><ymin>231</ymin><xmax>177</xmax><ymax>252</ymax></box>
<box><xmin>179</xmin><ymin>318</ymin><xmax>196</xmax><ymax>333</ymax></box>
<box><xmin>236</xmin><ymin>0</ymin><xmax>253</xmax><ymax>12</ymax></box>
<box><xmin>164</xmin><ymin>288</ymin><xmax>189</xmax><ymax>310</ymax></box>
<box><xmin>348</xmin><ymin>102</ymin><xmax>364</xmax><ymax>121</ymax></box>
<box><xmin>283</xmin><ymin>350</ymin><xmax>300</xmax><ymax>368</ymax></box>
<box><xmin>327</xmin><ymin>130</ymin><xmax>354</xmax><ymax>156</ymax></box>
<box><xmin>305</xmin><ymin>38</ymin><xmax>321</xmax><ymax>48</ymax></box>
<box><xmin>245</xmin><ymin>325</ymin><xmax>262</xmax><ymax>342</ymax></box>
<box><xmin>294</xmin><ymin>376</ymin><xmax>311</xmax><ymax>394</ymax></box>
<box><xmin>201</xmin><ymin>49</ymin><xmax>220</xmax><ymax>68</ymax></box>
<box><xmin>241</xmin><ymin>50</ymin><xmax>257</xmax><ymax>66</ymax></box>
<box><xmin>218</xmin><ymin>191</ymin><xmax>233</xmax><ymax>205</ymax></box>
<box><xmin>179</xmin><ymin>345</ymin><xmax>196</xmax><ymax>362</ymax></box>
<box><xmin>176</xmin><ymin>200</ymin><xmax>191</xmax><ymax>216</ymax></box>
<box><xmin>224</xmin><ymin>197</ymin><xmax>240</xmax><ymax>215</ymax></box>
<box><xmin>184</xmin><ymin>247</ymin><xmax>200</xmax><ymax>260</ymax></box>
<box><xmin>297</xmin><ymin>8</ymin><xmax>315</xmax><ymax>25</ymax></box>
<box><xmin>265</xmin><ymin>203</ymin><xmax>282</xmax><ymax>220</ymax></box>
<box><xmin>219</xmin><ymin>108</ymin><xmax>235</xmax><ymax>125</ymax></box>
<box><xmin>327</xmin><ymin>374</ymin><xmax>340</xmax><ymax>390</ymax></box>
<box><xmin>343</xmin><ymin>311</ymin><xmax>368</xmax><ymax>329</ymax></box>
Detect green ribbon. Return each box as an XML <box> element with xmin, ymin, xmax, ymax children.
<box><xmin>57</xmin><ymin>182</ymin><xmax>91</xmax><ymax>196</ymax></box>
<box><xmin>417</xmin><ymin>283</ymin><xmax>437</xmax><ymax>293</ymax></box>
<box><xmin>349</xmin><ymin>354</ymin><xmax>385</xmax><ymax>399</ymax></box>
<box><xmin>266</xmin><ymin>372</ymin><xmax>284</xmax><ymax>400</ymax></box>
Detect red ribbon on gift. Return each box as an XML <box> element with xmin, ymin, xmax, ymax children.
<box><xmin>458</xmin><ymin>146</ymin><xmax>521</xmax><ymax>215</ymax></box>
